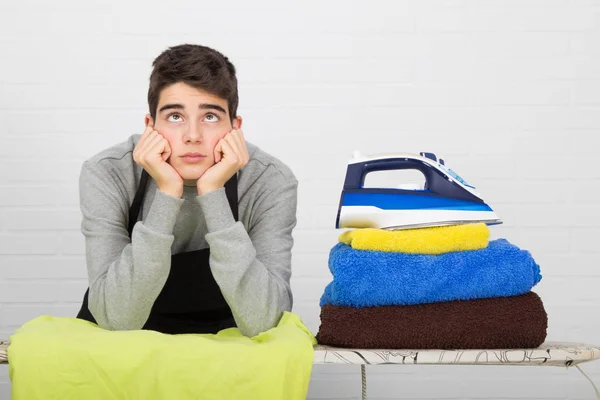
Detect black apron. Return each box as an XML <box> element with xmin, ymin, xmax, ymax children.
<box><xmin>76</xmin><ymin>169</ymin><xmax>238</xmax><ymax>334</ymax></box>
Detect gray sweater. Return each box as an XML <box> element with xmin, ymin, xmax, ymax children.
<box><xmin>79</xmin><ymin>134</ymin><xmax>298</xmax><ymax>337</ymax></box>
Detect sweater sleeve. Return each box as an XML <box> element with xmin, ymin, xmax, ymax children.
<box><xmin>79</xmin><ymin>160</ymin><xmax>184</xmax><ymax>330</ymax></box>
<box><xmin>196</xmin><ymin>175</ymin><xmax>298</xmax><ymax>337</ymax></box>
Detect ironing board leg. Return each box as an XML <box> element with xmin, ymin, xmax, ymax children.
<box><xmin>361</xmin><ymin>365</ymin><xmax>367</xmax><ymax>400</ymax></box>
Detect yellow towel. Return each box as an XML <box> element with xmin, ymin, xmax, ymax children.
<box><xmin>9</xmin><ymin>312</ymin><xmax>316</xmax><ymax>400</ymax></box>
<box><xmin>339</xmin><ymin>223</ymin><xmax>490</xmax><ymax>254</ymax></box>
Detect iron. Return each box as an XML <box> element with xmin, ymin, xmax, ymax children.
<box><xmin>335</xmin><ymin>151</ymin><xmax>502</xmax><ymax>230</ymax></box>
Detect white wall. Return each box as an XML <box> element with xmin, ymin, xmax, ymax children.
<box><xmin>1</xmin><ymin>0</ymin><xmax>599</xmax><ymax>398</ymax></box>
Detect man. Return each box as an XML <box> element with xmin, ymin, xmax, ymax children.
<box><xmin>75</xmin><ymin>44</ymin><xmax>298</xmax><ymax>337</ymax></box>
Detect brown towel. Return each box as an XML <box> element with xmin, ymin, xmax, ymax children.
<box><xmin>316</xmin><ymin>292</ymin><xmax>547</xmax><ymax>349</ymax></box>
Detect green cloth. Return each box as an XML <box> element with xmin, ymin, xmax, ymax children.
<box><xmin>9</xmin><ymin>312</ymin><xmax>316</xmax><ymax>400</ymax></box>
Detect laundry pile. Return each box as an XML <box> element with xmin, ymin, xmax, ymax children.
<box><xmin>316</xmin><ymin>223</ymin><xmax>547</xmax><ymax>349</ymax></box>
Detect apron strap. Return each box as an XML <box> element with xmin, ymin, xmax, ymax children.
<box><xmin>225</xmin><ymin>173</ymin><xmax>239</xmax><ymax>222</ymax></box>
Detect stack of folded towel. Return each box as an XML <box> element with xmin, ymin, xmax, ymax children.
<box><xmin>316</xmin><ymin>223</ymin><xmax>548</xmax><ymax>349</ymax></box>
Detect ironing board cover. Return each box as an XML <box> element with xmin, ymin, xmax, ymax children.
<box><xmin>313</xmin><ymin>342</ymin><xmax>600</xmax><ymax>367</ymax></box>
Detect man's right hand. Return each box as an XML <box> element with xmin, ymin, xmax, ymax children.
<box><xmin>133</xmin><ymin>125</ymin><xmax>183</xmax><ymax>198</ymax></box>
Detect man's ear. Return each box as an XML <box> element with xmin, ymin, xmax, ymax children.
<box><xmin>232</xmin><ymin>116</ymin><xmax>242</xmax><ymax>130</ymax></box>
<box><xmin>145</xmin><ymin>114</ymin><xmax>154</xmax><ymax>128</ymax></box>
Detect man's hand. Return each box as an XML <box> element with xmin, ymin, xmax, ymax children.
<box><xmin>197</xmin><ymin>129</ymin><xmax>249</xmax><ymax>195</ymax></box>
<box><xmin>133</xmin><ymin>125</ymin><xmax>184</xmax><ymax>198</ymax></box>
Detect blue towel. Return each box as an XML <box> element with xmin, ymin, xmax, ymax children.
<box><xmin>320</xmin><ymin>239</ymin><xmax>542</xmax><ymax>308</ymax></box>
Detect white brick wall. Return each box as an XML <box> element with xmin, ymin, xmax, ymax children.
<box><xmin>1</xmin><ymin>0</ymin><xmax>599</xmax><ymax>398</ymax></box>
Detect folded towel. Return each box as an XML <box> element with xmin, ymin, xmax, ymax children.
<box><xmin>317</xmin><ymin>292</ymin><xmax>547</xmax><ymax>349</ymax></box>
<box><xmin>339</xmin><ymin>223</ymin><xmax>490</xmax><ymax>254</ymax></box>
<box><xmin>320</xmin><ymin>239</ymin><xmax>541</xmax><ymax>308</ymax></box>
<box><xmin>8</xmin><ymin>312</ymin><xmax>316</xmax><ymax>400</ymax></box>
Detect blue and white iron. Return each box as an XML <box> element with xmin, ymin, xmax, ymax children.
<box><xmin>335</xmin><ymin>151</ymin><xmax>502</xmax><ymax>230</ymax></box>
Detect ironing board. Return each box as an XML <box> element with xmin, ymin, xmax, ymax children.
<box><xmin>2</xmin><ymin>341</ymin><xmax>600</xmax><ymax>399</ymax></box>
<box><xmin>314</xmin><ymin>342</ymin><xmax>600</xmax><ymax>399</ymax></box>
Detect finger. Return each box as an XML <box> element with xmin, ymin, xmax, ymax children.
<box><xmin>141</xmin><ymin>133</ymin><xmax>164</xmax><ymax>160</ymax></box>
<box><xmin>214</xmin><ymin>140</ymin><xmax>223</xmax><ymax>163</ymax></box>
<box><xmin>228</xmin><ymin>130</ymin><xmax>248</xmax><ymax>164</ymax></box>
<box><xmin>134</xmin><ymin>126</ymin><xmax>156</xmax><ymax>161</ymax></box>
<box><xmin>222</xmin><ymin>129</ymin><xmax>234</xmax><ymax>141</ymax></box>
<box><xmin>143</xmin><ymin>131</ymin><xmax>162</xmax><ymax>151</ymax></box>
<box><xmin>139</xmin><ymin>125</ymin><xmax>155</xmax><ymax>146</ymax></box>
<box><xmin>148</xmin><ymin>137</ymin><xmax>170</xmax><ymax>162</ymax></box>
<box><xmin>142</xmin><ymin>130</ymin><xmax>163</xmax><ymax>152</ymax></box>
<box><xmin>220</xmin><ymin>139</ymin><xmax>239</xmax><ymax>165</ymax></box>
<box><xmin>233</xmin><ymin>129</ymin><xmax>247</xmax><ymax>155</ymax></box>
<box><xmin>231</xmin><ymin>128</ymin><xmax>245</xmax><ymax>145</ymax></box>
<box><xmin>133</xmin><ymin>126</ymin><xmax>153</xmax><ymax>163</ymax></box>
<box><xmin>231</xmin><ymin>129</ymin><xmax>246</xmax><ymax>150</ymax></box>
<box><xmin>161</xmin><ymin>139</ymin><xmax>172</xmax><ymax>161</ymax></box>
<box><xmin>137</xmin><ymin>129</ymin><xmax>156</xmax><ymax>154</ymax></box>
<box><xmin>224</xmin><ymin>134</ymin><xmax>241</xmax><ymax>159</ymax></box>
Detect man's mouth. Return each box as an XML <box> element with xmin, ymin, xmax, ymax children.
<box><xmin>180</xmin><ymin>152</ymin><xmax>206</xmax><ymax>163</ymax></box>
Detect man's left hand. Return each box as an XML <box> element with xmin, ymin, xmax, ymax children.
<box><xmin>197</xmin><ymin>129</ymin><xmax>249</xmax><ymax>195</ymax></box>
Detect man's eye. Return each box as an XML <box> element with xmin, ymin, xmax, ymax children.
<box><xmin>205</xmin><ymin>114</ymin><xmax>219</xmax><ymax>122</ymax></box>
<box><xmin>167</xmin><ymin>114</ymin><xmax>182</xmax><ymax>122</ymax></box>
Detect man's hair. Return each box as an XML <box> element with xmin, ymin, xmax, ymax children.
<box><xmin>148</xmin><ymin>44</ymin><xmax>239</xmax><ymax>121</ymax></box>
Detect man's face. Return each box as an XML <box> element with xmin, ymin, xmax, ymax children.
<box><xmin>147</xmin><ymin>82</ymin><xmax>241</xmax><ymax>184</ymax></box>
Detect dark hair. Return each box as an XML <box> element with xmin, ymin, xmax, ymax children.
<box><xmin>148</xmin><ymin>44</ymin><xmax>239</xmax><ymax>121</ymax></box>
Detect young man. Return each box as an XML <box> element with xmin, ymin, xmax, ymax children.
<box><xmin>75</xmin><ymin>44</ymin><xmax>298</xmax><ymax>337</ymax></box>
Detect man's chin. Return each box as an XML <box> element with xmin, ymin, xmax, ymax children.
<box><xmin>177</xmin><ymin>163</ymin><xmax>209</xmax><ymax>177</ymax></box>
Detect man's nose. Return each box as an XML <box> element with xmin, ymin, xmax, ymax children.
<box><xmin>184</xmin><ymin>122</ymin><xmax>203</xmax><ymax>142</ymax></box>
